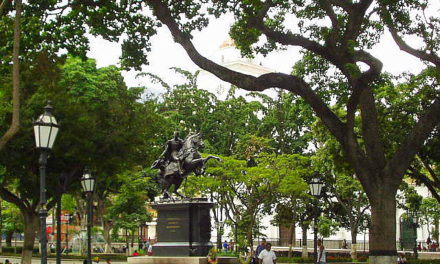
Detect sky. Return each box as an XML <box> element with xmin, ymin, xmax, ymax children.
<box><xmin>87</xmin><ymin>12</ymin><xmax>427</xmax><ymax>94</ymax></box>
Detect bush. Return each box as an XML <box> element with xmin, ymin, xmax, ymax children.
<box><xmin>277</xmin><ymin>257</ymin><xmax>314</xmax><ymax>263</ymax></box>
<box><xmin>218</xmin><ymin>251</ymin><xmax>239</xmax><ymax>257</ymax></box>
<box><xmin>0</xmin><ymin>247</ymin><xmax>39</xmax><ymax>254</ymax></box>
<box><xmin>408</xmin><ymin>260</ymin><xmax>440</xmax><ymax>264</ymax></box>
<box><xmin>277</xmin><ymin>256</ymin><xmax>369</xmax><ymax>263</ymax></box>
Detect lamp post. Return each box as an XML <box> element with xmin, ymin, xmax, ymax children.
<box><xmin>81</xmin><ymin>169</ymin><xmax>95</xmax><ymax>264</ymax></box>
<box><xmin>34</xmin><ymin>103</ymin><xmax>59</xmax><ymax>264</ymax></box>
<box><xmin>309</xmin><ymin>176</ymin><xmax>323</xmax><ymax>264</ymax></box>
<box><xmin>64</xmin><ymin>213</ymin><xmax>71</xmax><ymax>254</ymax></box>
<box><xmin>408</xmin><ymin>210</ymin><xmax>419</xmax><ymax>258</ymax></box>
<box><xmin>363</xmin><ymin>219</ymin><xmax>369</xmax><ymax>253</ymax></box>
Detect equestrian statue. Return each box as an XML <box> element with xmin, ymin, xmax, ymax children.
<box><xmin>151</xmin><ymin>131</ymin><xmax>221</xmax><ymax>199</ymax></box>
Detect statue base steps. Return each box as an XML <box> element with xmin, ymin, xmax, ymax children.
<box><xmin>128</xmin><ymin>256</ymin><xmax>238</xmax><ymax>264</ymax></box>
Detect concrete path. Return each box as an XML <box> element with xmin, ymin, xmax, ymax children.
<box><xmin>0</xmin><ymin>257</ymin><xmax>127</xmax><ymax>264</ymax></box>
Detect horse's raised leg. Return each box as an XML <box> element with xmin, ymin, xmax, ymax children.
<box><xmin>173</xmin><ymin>178</ymin><xmax>187</xmax><ymax>199</ymax></box>
<box><xmin>160</xmin><ymin>177</ymin><xmax>172</xmax><ymax>199</ymax></box>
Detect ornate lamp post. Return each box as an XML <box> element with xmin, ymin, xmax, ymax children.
<box><xmin>81</xmin><ymin>169</ymin><xmax>95</xmax><ymax>264</ymax></box>
<box><xmin>363</xmin><ymin>219</ymin><xmax>369</xmax><ymax>253</ymax></box>
<box><xmin>64</xmin><ymin>213</ymin><xmax>72</xmax><ymax>254</ymax></box>
<box><xmin>309</xmin><ymin>176</ymin><xmax>323</xmax><ymax>264</ymax></box>
<box><xmin>34</xmin><ymin>103</ymin><xmax>59</xmax><ymax>264</ymax></box>
<box><xmin>408</xmin><ymin>210</ymin><xmax>420</xmax><ymax>258</ymax></box>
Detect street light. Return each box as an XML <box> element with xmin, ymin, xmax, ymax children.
<box><xmin>81</xmin><ymin>169</ymin><xmax>95</xmax><ymax>264</ymax></box>
<box><xmin>64</xmin><ymin>213</ymin><xmax>72</xmax><ymax>254</ymax></box>
<box><xmin>34</xmin><ymin>102</ymin><xmax>59</xmax><ymax>264</ymax></box>
<box><xmin>408</xmin><ymin>210</ymin><xmax>420</xmax><ymax>258</ymax></box>
<box><xmin>308</xmin><ymin>176</ymin><xmax>323</xmax><ymax>264</ymax></box>
<box><xmin>363</xmin><ymin>219</ymin><xmax>369</xmax><ymax>253</ymax></box>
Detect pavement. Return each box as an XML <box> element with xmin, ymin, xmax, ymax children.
<box><xmin>0</xmin><ymin>257</ymin><xmax>127</xmax><ymax>264</ymax></box>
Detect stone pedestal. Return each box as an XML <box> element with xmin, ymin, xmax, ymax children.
<box><xmin>151</xmin><ymin>198</ymin><xmax>214</xmax><ymax>256</ymax></box>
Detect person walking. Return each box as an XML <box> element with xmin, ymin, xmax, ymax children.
<box><xmin>317</xmin><ymin>239</ymin><xmax>326</xmax><ymax>264</ymax></box>
<box><xmin>223</xmin><ymin>240</ymin><xmax>229</xmax><ymax>252</ymax></box>
<box><xmin>258</xmin><ymin>242</ymin><xmax>276</xmax><ymax>264</ymax></box>
<box><xmin>254</xmin><ymin>238</ymin><xmax>267</xmax><ymax>264</ymax></box>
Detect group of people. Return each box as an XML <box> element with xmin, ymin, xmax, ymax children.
<box><xmin>130</xmin><ymin>240</ymin><xmax>153</xmax><ymax>256</ymax></box>
<box><xmin>420</xmin><ymin>237</ymin><xmax>439</xmax><ymax>252</ymax></box>
<box><xmin>251</xmin><ymin>238</ymin><xmax>327</xmax><ymax>264</ymax></box>
<box><xmin>251</xmin><ymin>238</ymin><xmax>326</xmax><ymax>264</ymax></box>
<box><xmin>222</xmin><ymin>240</ymin><xmax>235</xmax><ymax>252</ymax></box>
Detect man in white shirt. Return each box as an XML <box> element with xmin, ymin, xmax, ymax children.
<box><xmin>258</xmin><ymin>242</ymin><xmax>276</xmax><ymax>264</ymax></box>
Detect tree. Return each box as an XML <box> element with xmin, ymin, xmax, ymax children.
<box><xmin>256</xmin><ymin>90</ymin><xmax>315</xmax><ymax>154</ymax></box>
<box><xmin>420</xmin><ymin>198</ymin><xmax>440</xmax><ymax>242</ymax></box>
<box><xmin>312</xmin><ymin>121</ymin><xmax>370</xmax><ymax>259</ymax></box>
<box><xmin>0</xmin><ymin>56</ymin><xmax>155</xmax><ymax>263</ymax></box>
<box><xmin>185</xmin><ymin>154</ymin><xmax>277</xmax><ymax>253</ymax></box>
<box><xmin>139</xmin><ymin>2</ymin><xmax>440</xmax><ymax>262</ymax></box>
<box><xmin>106</xmin><ymin>170</ymin><xmax>153</xmax><ymax>256</ymax></box>
<box><xmin>0</xmin><ymin>0</ymin><xmax>159</xmax><ymax>151</ymax></box>
<box><xmin>270</xmin><ymin>154</ymin><xmax>311</xmax><ymax>258</ymax></box>
<box><xmin>1</xmin><ymin>201</ymin><xmax>23</xmax><ymax>247</ymax></box>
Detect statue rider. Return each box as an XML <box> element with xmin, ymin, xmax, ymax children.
<box><xmin>160</xmin><ymin>131</ymin><xmax>184</xmax><ymax>176</ymax></box>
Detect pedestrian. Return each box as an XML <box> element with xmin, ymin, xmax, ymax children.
<box><xmin>144</xmin><ymin>240</ymin><xmax>150</xmax><ymax>252</ymax></box>
<box><xmin>254</xmin><ymin>238</ymin><xmax>267</xmax><ymax>264</ymax></box>
<box><xmin>133</xmin><ymin>250</ymin><xmax>140</xmax><ymax>256</ymax></box>
<box><xmin>342</xmin><ymin>239</ymin><xmax>347</xmax><ymax>249</ymax></box>
<box><xmin>105</xmin><ymin>259</ymin><xmax>111</xmax><ymax>264</ymax></box>
<box><xmin>398</xmin><ymin>253</ymin><xmax>407</xmax><ymax>264</ymax></box>
<box><xmin>5</xmin><ymin>259</ymin><xmax>10</xmax><ymax>264</ymax></box>
<box><xmin>317</xmin><ymin>239</ymin><xmax>326</xmax><ymax>264</ymax></box>
<box><xmin>223</xmin><ymin>240</ymin><xmax>229</xmax><ymax>252</ymax></box>
<box><xmin>257</xmin><ymin>242</ymin><xmax>276</xmax><ymax>264</ymax></box>
<box><xmin>147</xmin><ymin>242</ymin><xmax>153</xmax><ymax>256</ymax></box>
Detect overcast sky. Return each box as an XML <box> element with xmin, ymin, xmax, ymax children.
<box><xmin>87</xmin><ymin>13</ymin><xmax>427</xmax><ymax>94</ymax></box>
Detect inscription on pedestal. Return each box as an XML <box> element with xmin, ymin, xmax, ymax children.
<box><xmin>151</xmin><ymin>199</ymin><xmax>214</xmax><ymax>256</ymax></box>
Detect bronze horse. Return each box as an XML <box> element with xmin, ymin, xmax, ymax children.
<box><xmin>151</xmin><ymin>133</ymin><xmax>221</xmax><ymax>199</ymax></box>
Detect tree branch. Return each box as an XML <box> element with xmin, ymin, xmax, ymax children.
<box><xmin>0</xmin><ymin>0</ymin><xmax>10</xmax><ymax>15</ymax></box>
<box><xmin>328</xmin><ymin>0</ymin><xmax>354</xmax><ymax>11</ymax></box>
<box><xmin>0</xmin><ymin>186</ymin><xmax>29</xmax><ymax>212</ymax></box>
<box><xmin>342</xmin><ymin>0</ymin><xmax>373</xmax><ymax>45</ymax></box>
<box><xmin>387</xmin><ymin>25</ymin><xmax>440</xmax><ymax>69</ymax></box>
<box><xmin>0</xmin><ymin>0</ymin><xmax>21</xmax><ymax>151</ymax></box>
<box><xmin>408</xmin><ymin>167</ymin><xmax>440</xmax><ymax>203</ymax></box>
<box><xmin>385</xmin><ymin>98</ymin><xmax>440</xmax><ymax>184</ymax></box>
<box><xmin>320</xmin><ymin>0</ymin><xmax>339</xmax><ymax>46</ymax></box>
<box><xmin>147</xmin><ymin>0</ymin><xmax>348</xmax><ymax>144</ymax></box>
<box><xmin>418</xmin><ymin>156</ymin><xmax>438</xmax><ymax>184</ymax></box>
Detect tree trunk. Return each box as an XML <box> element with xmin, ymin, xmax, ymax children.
<box><xmin>0</xmin><ymin>199</ymin><xmax>2</xmax><ymax>253</ymax></box>
<box><xmin>287</xmin><ymin>223</ymin><xmax>295</xmax><ymax>258</ymax></box>
<box><xmin>125</xmin><ymin>228</ymin><xmax>129</xmax><ymax>256</ymax></box>
<box><xmin>246</xmin><ymin>227</ymin><xmax>253</xmax><ymax>255</ymax></box>
<box><xmin>5</xmin><ymin>231</ymin><xmax>13</xmax><ymax>247</ymax></box>
<box><xmin>0</xmin><ymin>0</ymin><xmax>21</xmax><ymax>151</ymax></box>
<box><xmin>21</xmin><ymin>211</ymin><xmax>39</xmax><ymax>264</ymax></box>
<box><xmin>103</xmin><ymin>220</ymin><xmax>112</xmax><ymax>253</ymax></box>
<box><xmin>301</xmin><ymin>224</ymin><xmax>308</xmax><ymax>258</ymax></box>
<box><xmin>368</xmin><ymin>190</ymin><xmax>397</xmax><ymax>264</ymax></box>
<box><xmin>351</xmin><ymin>227</ymin><xmax>358</xmax><ymax>259</ymax></box>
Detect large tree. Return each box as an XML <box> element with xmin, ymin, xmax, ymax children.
<box><xmin>136</xmin><ymin>1</ymin><xmax>440</xmax><ymax>263</ymax></box>
<box><xmin>0</xmin><ymin>56</ymin><xmax>154</xmax><ymax>263</ymax></box>
<box><xmin>0</xmin><ymin>0</ymin><xmax>157</xmax><ymax>150</ymax></box>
